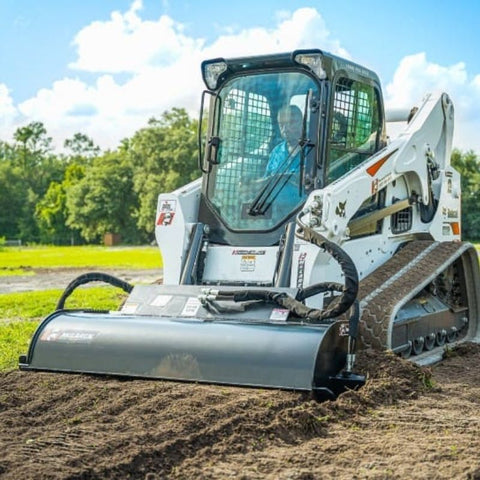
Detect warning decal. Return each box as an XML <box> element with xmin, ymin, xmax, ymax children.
<box><xmin>150</xmin><ymin>295</ymin><xmax>172</xmax><ymax>307</ymax></box>
<box><xmin>269</xmin><ymin>308</ymin><xmax>289</xmax><ymax>321</ymax></box>
<box><xmin>181</xmin><ymin>297</ymin><xmax>202</xmax><ymax>317</ymax></box>
<box><xmin>240</xmin><ymin>255</ymin><xmax>256</xmax><ymax>272</ymax></box>
<box><xmin>121</xmin><ymin>303</ymin><xmax>139</xmax><ymax>314</ymax></box>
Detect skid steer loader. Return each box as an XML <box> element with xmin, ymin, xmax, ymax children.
<box><xmin>20</xmin><ymin>49</ymin><xmax>480</xmax><ymax>399</ymax></box>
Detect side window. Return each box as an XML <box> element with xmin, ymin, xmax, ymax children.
<box><xmin>326</xmin><ymin>78</ymin><xmax>381</xmax><ymax>183</ymax></box>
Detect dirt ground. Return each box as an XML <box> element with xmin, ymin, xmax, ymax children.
<box><xmin>0</xmin><ymin>268</ymin><xmax>162</xmax><ymax>294</ymax></box>
<box><xmin>1</xmin><ymin>345</ymin><xmax>480</xmax><ymax>479</ymax></box>
<box><xmin>1</xmin><ymin>270</ymin><xmax>480</xmax><ymax>479</ymax></box>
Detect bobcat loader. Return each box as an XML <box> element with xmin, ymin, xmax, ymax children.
<box><xmin>20</xmin><ymin>49</ymin><xmax>480</xmax><ymax>399</ymax></box>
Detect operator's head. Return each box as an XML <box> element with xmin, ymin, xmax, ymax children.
<box><xmin>278</xmin><ymin>105</ymin><xmax>303</xmax><ymax>146</ymax></box>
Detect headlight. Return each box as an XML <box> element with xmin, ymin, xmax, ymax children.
<box><xmin>293</xmin><ymin>50</ymin><xmax>326</xmax><ymax>80</ymax></box>
<box><xmin>202</xmin><ymin>59</ymin><xmax>228</xmax><ymax>90</ymax></box>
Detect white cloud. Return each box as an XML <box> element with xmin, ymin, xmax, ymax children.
<box><xmin>2</xmin><ymin>2</ymin><xmax>480</xmax><ymax>153</ymax></box>
<box><xmin>0</xmin><ymin>84</ymin><xmax>18</xmax><ymax>130</ymax></box>
<box><xmin>201</xmin><ymin>8</ymin><xmax>349</xmax><ymax>60</ymax></box>
<box><xmin>17</xmin><ymin>75</ymin><xmax>148</xmax><ymax>149</ymax></box>
<box><xmin>69</xmin><ymin>0</ymin><xmax>204</xmax><ymax>73</ymax></box>
<box><xmin>384</xmin><ymin>53</ymin><xmax>480</xmax><ymax>151</ymax></box>
<box><xmin>385</xmin><ymin>53</ymin><xmax>467</xmax><ymax>108</ymax></box>
<box><xmin>2</xmin><ymin>3</ymin><xmax>346</xmax><ymax>150</ymax></box>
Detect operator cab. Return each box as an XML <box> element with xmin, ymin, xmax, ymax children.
<box><xmin>198</xmin><ymin>49</ymin><xmax>386</xmax><ymax>246</ymax></box>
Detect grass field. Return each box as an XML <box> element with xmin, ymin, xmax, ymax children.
<box><xmin>0</xmin><ymin>245</ymin><xmax>162</xmax><ymax>275</ymax></box>
<box><xmin>0</xmin><ymin>245</ymin><xmax>158</xmax><ymax>371</ymax></box>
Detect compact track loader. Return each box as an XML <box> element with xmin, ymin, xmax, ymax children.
<box><xmin>20</xmin><ymin>49</ymin><xmax>480</xmax><ymax>399</ymax></box>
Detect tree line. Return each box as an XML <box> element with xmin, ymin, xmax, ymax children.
<box><xmin>0</xmin><ymin>110</ymin><xmax>479</xmax><ymax>245</ymax></box>
<box><xmin>0</xmin><ymin>108</ymin><xmax>199</xmax><ymax>245</ymax></box>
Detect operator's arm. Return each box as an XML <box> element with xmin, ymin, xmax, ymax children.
<box><xmin>265</xmin><ymin>142</ymin><xmax>284</xmax><ymax>176</ymax></box>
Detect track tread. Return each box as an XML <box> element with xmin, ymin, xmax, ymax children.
<box><xmin>357</xmin><ymin>241</ymin><xmax>472</xmax><ymax>350</ymax></box>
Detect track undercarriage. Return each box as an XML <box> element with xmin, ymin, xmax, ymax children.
<box><xmin>357</xmin><ymin>241</ymin><xmax>480</xmax><ymax>364</ymax></box>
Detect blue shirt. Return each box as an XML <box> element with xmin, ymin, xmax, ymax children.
<box><xmin>263</xmin><ymin>141</ymin><xmax>303</xmax><ymax>212</ymax></box>
<box><xmin>265</xmin><ymin>141</ymin><xmax>300</xmax><ymax>176</ymax></box>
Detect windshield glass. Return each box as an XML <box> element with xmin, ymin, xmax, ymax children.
<box><xmin>206</xmin><ymin>71</ymin><xmax>319</xmax><ymax>231</ymax></box>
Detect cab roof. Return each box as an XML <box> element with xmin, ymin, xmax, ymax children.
<box><xmin>202</xmin><ymin>49</ymin><xmax>381</xmax><ymax>89</ymax></box>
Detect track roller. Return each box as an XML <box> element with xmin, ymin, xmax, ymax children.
<box><xmin>446</xmin><ymin>327</ymin><xmax>458</xmax><ymax>343</ymax></box>
<box><xmin>436</xmin><ymin>329</ymin><xmax>446</xmax><ymax>346</ymax></box>
<box><xmin>424</xmin><ymin>333</ymin><xmax>436</xmax><ymax>351</ymax></box>
<box><xmin>412</xmin><ymin>337</ymin><xmax>425</xmax><ymax>355</ymax></box>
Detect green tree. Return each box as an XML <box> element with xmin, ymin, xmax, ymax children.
<box><xmin>127</xmin><ymin>108</ymin><xmax>199</xmax><ymax>234</ymax></box>
<box><xmin>35</xmin><ymin>163</ymin><xmax>86</xmax><ymax>244</ymax></box>
<box><xmin>64</xmin><ymin>133</ymin><xmax>100</xmax><ymax>161</ymax></box>
<box><xmin>66</xmin><ymin>151</ymin><xmax>140</xmax><ymax>243</ymax></box>
<box><xmin>9</xmin><ymin>122</ymin><xmax>65</xmax><ymax>242</ymax></box>
<box><xmin>0</xmin><ymin>161</ymin><xmax>24</xmax><ymax>239</ymax></box>
<box><xmin>451</xmin><ymin>149</ymin><xmax>480</xmax><ymax>241</ymax></box>
<box><xmin>13</xmin><ymin>121</ymin><xmax>54</xmax><ymax>190</ymax></box>
<box><xmin>32</xmin><ymin>133</ymin><xmax>102</xmax><ymax>244</ymax></box>
<box><xmin>0</xmin><ymin>140</ymin><xmax>15</xmax><ymax>162</ymax></box>
<box><xmin>2</xmin><ymin>109</ymin><xmax>200</xmax><ymax>244</ymax></box>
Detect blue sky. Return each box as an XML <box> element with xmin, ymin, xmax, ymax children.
<box><xmin>1</xmin><ymin>0</ymin><xmax>479</xmax><ymax>151</ymax></box>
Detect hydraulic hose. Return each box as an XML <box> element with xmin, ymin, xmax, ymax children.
<box><xmin>294</xmin><ymin>218</ymin><xmax>359</xmax><ymax>319</ymax></box>
<box><xmin>56</xmin><ymin>272</ymin><xmax>134</xmax><ymax>310</ymax></box>
<box><xmin>210</xmin><ymin>216</ymin><xmax>359</xmax><ymax>322</ymax></box>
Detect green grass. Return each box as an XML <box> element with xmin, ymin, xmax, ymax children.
<box><xmin>0</xmin><ymin>320</ymin><xmax>39</xmax><ymax>370</ymax></box>
<box><xmin>0</xmin><ymin>286</ymin><xmax>129</xmax><ymax>371</ymax></box>
<box><xmin>0</xmin><ymin>245</ymin><xmax>162</xmax><ymax>273</ymax></box>
<box><xmin>0</xmin><ymin>286</ymin><xmax>128</xmax><ymax>321</ymax></box>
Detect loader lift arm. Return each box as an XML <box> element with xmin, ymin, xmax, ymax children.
<box><xmin>303</xmin><ymin>92</ymin><xmax>455</xmax><ymax>244</ymax></box>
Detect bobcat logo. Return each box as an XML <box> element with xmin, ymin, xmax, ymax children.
<box><xmin>335</xmin><ymin>200</ymin><xmax>347</xmax><ymax>218</ymax></box>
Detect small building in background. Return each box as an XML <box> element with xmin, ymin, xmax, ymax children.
<box><xmin>104</xmin><ymin>233</ymin><xmax>121</xmax><ymax>246</ymax></box>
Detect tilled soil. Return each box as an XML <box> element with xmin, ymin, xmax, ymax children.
<box><xmin>1</xmin><ymin>345</ymin><xmax>480</xmax><ymax>479</ymax></box>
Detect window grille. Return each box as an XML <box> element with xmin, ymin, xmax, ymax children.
<box><xmin>211</xmin><ymin>88</ymin><xmax>273</xmax><ymax>228</ymax></box>
<box><xmin>391</xmin><ymin>206</ymin><xmax>413</xmax><ymax>234</ymax></box>
<box><xmin>327</xmin><ymin>78</ymin><xmax>381</xmax><ymax>183</ymax></box>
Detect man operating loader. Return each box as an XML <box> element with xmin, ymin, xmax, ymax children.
<box><xmin>256</xmin><ymin>104</ymin><xmax>305</xmax><ymax>217</ymax></box>
<box><xmin>265</xmin><ymin>104</ymin><xmax>303</xmax><ymax>176</ymax></box>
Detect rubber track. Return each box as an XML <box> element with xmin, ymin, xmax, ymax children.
<box><xmin>357</xmin><ymin>240</ymin><xmax>468</xmax><ymax>350</ymax></box>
